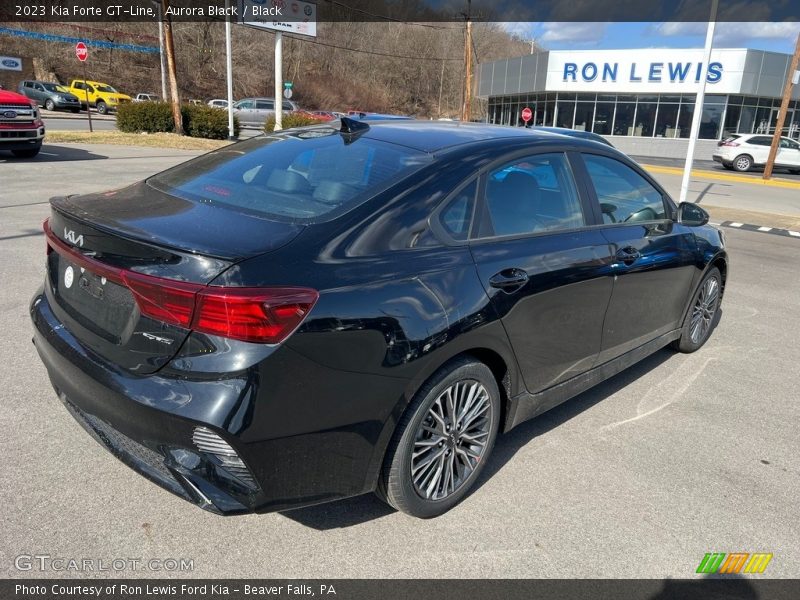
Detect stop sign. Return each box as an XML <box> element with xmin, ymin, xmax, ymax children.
<box><xmin>75</xmin><ymin>42</ymin><xmax>88</xmax><ymax>62</ymax></box>
<box><xmin>521</xmin><ymin>107</ymin><xmax>532</xmax><ymax>123</ymax></box>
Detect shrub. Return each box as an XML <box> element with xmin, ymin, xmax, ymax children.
<box><xmin>264</xmin><ymin>112</ymin><xmax>325</xmax><ymax>132</ymax></box>
<box><xmin>115</xmin><ymin>101</ymin><xmax>239</xmax><ymax>139</ymax></box>
<box><xmin>116</xmin><ymin>101</ymin><xmax>175</xmax><ymax>133</ymax></box>
<box><xmin>182</xmin><ymin>104</ymin><xmax>240</xmax><ymax>140</ymax></box>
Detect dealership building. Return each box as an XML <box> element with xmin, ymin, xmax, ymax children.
<box><xmin>477</xmin><ymin>48</ymin><xmax>800</xmax><ymax>157</ymax></box>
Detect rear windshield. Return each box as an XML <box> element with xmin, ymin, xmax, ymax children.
<box><xmin>148</xmin><ymin>128</ymin><xmax>432</xmax><ymax>223</ymax></box>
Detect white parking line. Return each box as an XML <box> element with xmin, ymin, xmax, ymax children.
<box><xmin>729</xmin><ymin>222</ymin><xmax>743</xmax><ymax>227</ymax></box>
<box><xmin>39</xmin><ymin>152</ymin><xmax>58</xmax><ymax>156</ymax></box>
<box><xmin>757</xmin><ymin>226</ymin><xmax>773</xmax><ymax>232</ymax></box>
<box><xmin>789</xmin><ymin>231</ymin><xmax>800</xmax><ymax>237</ymax></box>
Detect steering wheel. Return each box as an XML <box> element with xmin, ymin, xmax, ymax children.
<box><xmin>623</xmin><ymin>207</ymin><xmax>658</xmax><ymax>223</ymax></box>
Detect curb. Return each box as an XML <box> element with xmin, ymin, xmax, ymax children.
<box><xmin>720</xmin><ymin>221</ymin><xmax>800</xmax><ymax>239</ymax></box>
<box><xmin>641</xmin><ymin>164</ymin><xmax>800</xmax><ymax>190</ymax></box>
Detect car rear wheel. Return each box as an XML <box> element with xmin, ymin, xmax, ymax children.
<box><xmin>45</xmin><ymin>99</ymin><xmax>55</xmax><ymax>111</ymax></box>
<box><xmin>673</xmin><ymin>267</ymin><xmax>721</xmax><ymax>353</ymax></box>
<box><xmin>96</xmin><ymin>101</ymin><xmax>107</xmax><ymax>115</ymax></box>
<box><xmin>733</xmin><ymin>154</ymin><xmax>753</xmax><ymax>172</ymax></box>
<box><xmin>378</xmin><ymin>357</ymin><xmax>500</xmax><ymax>518</ymax></box>
<box><xmin>11</xmin><ymin>147</ymin><xmax>40</xmax><ymax>158</ymax></box>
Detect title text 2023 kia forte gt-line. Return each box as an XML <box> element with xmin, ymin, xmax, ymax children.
<box><xmin>31</xmin><ymin>120</ymin><xmax>727</xmax><ymax>518</ymax></box>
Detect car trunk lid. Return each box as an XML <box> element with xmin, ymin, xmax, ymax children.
<box><xmin>46</xmin><ymin>187</ymin><xmax>305</xmax><ymax>374</ymax></box>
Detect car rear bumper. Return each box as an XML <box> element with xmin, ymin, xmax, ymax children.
<box><xmin>30</xmin><ymin>286</ymin><xmax>395</xmax><ymax>515</ymax></box>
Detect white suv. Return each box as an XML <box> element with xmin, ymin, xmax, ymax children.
<box><xmin>713</xmin><ymin>134</ymin><xmax>800</xmax><ymax>173</ymax></box>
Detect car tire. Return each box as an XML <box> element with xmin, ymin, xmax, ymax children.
<box><xmin>732</xmin><ymin>154</ymin><xmax>753</xmax><ymax>172</ymax></box>
<box><xmin>377</xmin><ymin>357</ymin><xmax>501</xmax><ymax>518</ymax></box>
<box><xmin>96</xmin><ymin>101</ymin><xmax>107</xmax><ymax>115</ymax></box>
<box><xmin>672</xmin><ymin>267</ymin><xmax>722</xmax><ymax>353</ymax></box>
<box><xmin>45</xmin><ymin>99</ymin><xmax>55</xmax><ymax>111</ymax></box>
<box><xmin>11</xmin><ymin>147</ymin><xmax>41</xmax><ymax>158</ymax></box>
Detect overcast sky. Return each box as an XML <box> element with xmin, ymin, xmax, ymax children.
<box><xmin>502</xmin><ymin>22</ymin><xmax>800</xmax><ymax>54</ymax></box>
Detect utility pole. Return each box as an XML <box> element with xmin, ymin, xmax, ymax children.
<box><xmin>161</xmin><ymin>0</ymin><xmax>183</xmax><ymax>135</ymax></box>
<box><xmin>156</xmin><ymin>2</ymin><xmax>167</xmax><ymax>101</ymax></box>
<box><xmin>274</xmin><ymin>31</ymin><xmax>283</xmax><ymax>131</ymax></box>
<box><xmin>224</xmin><ymin>0</ymin><xmax>235</xmax><ymax>140</ymax></box>
<box><xmin>460</xmin><ymin>0</ymin><xmax>472</xmax><ymax>122</ymax></box>
<box><xmin>764</xmin><ymin>31</ymin><xmax>800</xmax><ymax>180</ymax></box>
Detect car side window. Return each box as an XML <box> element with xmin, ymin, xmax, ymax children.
<box><xmin>282</xmin><ymin>102</ymin><xmax>294</xmax><ymax>111</ymax></box>
<box><xmin>237</xmin><ymin>100</ymin><xmax>254</xmax><ymax>109</ymax></box>
<box><xmin>73</xmin><ymin>82</ymin><xmax>84</xmax><ymax>90</ymax></box>
<box><xmin>478</xmin><ymin>153</ymin><xmax>584</xmax><ymax>238</ymax></box>
<box><xmin>256</xmin><ymin>100</ymin><xmax>274</xmax><ymax>110</ymax></box>
<box><xmin>749</xmin><ymin>136</ymin><xmax>772</xmax><ymax>146</ymax></box>
<box><xmin>780</xmin><ymin>138</ymin><xmax>799</xmax><ymax>150</ymax></box>
<box><xmin>439</xmin><ymin>180</ymin><xmax>477</xmax><ymax>241</ymax></box>
<box><xmin>583</xmin><ymin>154</ymin><xmax>667</xmax><ymax>224</ymax></box>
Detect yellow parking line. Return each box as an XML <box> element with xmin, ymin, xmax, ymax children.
<box><xmin>641</xmin><ymin>164</ymin><xmax>800</xmax><ymax>189</ymax></box>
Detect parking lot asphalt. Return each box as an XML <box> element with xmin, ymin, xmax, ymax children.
<box><xmin>1</xmin><ymin>143</ymin><xmax>798</xmax><ymax>578</ymax></box>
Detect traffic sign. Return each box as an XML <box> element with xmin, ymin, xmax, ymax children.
<box><xmin>284</xmin><ymin>81</ymin><xmax>293</xmax><ymax>89</ymax></box>
<box><xmin>521</xmin><ymin>107</ymin><xmax>532</xmax><ymax>123</ymax></box>
<box><xmin>283</xmin><ymin>88</ymin><xmax>293</xmax><ymax>99</ymax></box>
<box><xmin>75</xmin><ymin>42</ymin><xmax>88</xmax><ymax>62</ymax></box>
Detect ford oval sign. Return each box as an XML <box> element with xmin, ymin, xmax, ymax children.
<box><xmin>3</xmin><ymin>110</ymin><xmax>18</xmax><ymax>119</ymax></box>
<box><xmin>2</xmin><ymin>59</ymin><xmax>19</xmax><ymax>68</ymax></box>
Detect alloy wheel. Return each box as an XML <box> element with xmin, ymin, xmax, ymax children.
<box><xmin>735</xmin><ymin>156</ymin><xmax>751</xmax><ymax>171</ymax></box>
<box><xmin>690</xmin><ymin>276</ymin><xmax>719</xmax><ymax>344</ymax></box>
<box><xmin>411</xmin><ymin>380</ymin><xmax>493</xmax><ymax>501</ymax></box>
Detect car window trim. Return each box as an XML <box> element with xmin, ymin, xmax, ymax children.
<box><xmin>427</xmin><ymin>176</ymin><xmax>481</xmax><ymax>246</ymax></box>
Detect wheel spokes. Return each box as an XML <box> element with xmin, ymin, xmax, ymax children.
<box><xmin>411</xmin><ymin>379</ymin><xmax>493</xmax><ymax>501</ymax></box>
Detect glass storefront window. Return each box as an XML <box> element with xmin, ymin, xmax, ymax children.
<box><xmin>635</xmin><ymin>102</ymin><xmax>657</xmax><ymax>136</ymax></box>
<box><xmin>614</xmin><ymin>102</ymin><xmax>636</xmax><ymax>135</ymax></box>
<box><xmin>544</xmin><ymin>101</ymin><xmax>556</xmax><ymax>126</ymax></box>
<box><xmin>739</xmin><ymin>105</ymin><xmax>757</xmax><ymax>134</ymax></box>
<box><xmin>677</xmin><ymin>103</ymin><xmax>694</xmax><ymax>138</ymax></box>
<box><xmin>655</xmin><ymin>103</ymin><xmax>680</xmax><ymax>137</ymax></box>
<box><xmin>574</xmin><ymin>102</ymin><xmax>594</xmax><ymax>131</ymax></box>
<box><xmin>723</xmin><ymin>104</ymin><xmax>741</xmax><ymax>137</ymax></box>
<box><xmin>593</xmin><ymin>102</ymin><xmax>615</xmax><ymax>135</ymax></box>
<box><xmin>556</xmin><ymin>100</ymin><xmax>576</xmax><ymax>128</ymax></box>
<box><xmin>700</xmin><ymin>104</ymin><xmax>724</xmax><ymax>139</ymax></box>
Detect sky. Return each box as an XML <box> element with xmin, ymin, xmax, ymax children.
<box><xmin>502</xmin><ymin>22</ymin><xmax>800</xmax><ymax>54</ymax></box>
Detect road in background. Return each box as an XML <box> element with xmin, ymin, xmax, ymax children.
<box><xmin>0</xmin><ymin>144</ymin><xmax>798</xmax><ymax>578</ymax></box>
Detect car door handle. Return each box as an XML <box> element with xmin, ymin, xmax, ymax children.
<box><xmin>489</xmin><ymin>268</ymin><xmax>529</xmax><ymax>292</ymax></box>
<box><xmin>616</xmin><ymin>246</ymin><xmax>641</xmax><ymax>265</ymax></box>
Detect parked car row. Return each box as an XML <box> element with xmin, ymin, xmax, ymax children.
<box><xmin>17</xmin><ymin>79</ymin><xmax>132</xmax><ymax>115</ymax></box>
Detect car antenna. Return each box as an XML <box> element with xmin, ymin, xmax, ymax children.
<box><xmin>339</xmin><ymin>117</ymin><xmax>370</xmax><ymax>144</ymax></box>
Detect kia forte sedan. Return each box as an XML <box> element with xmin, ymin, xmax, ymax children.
<box><xmin>31</xmin><ymin>120</ymin><xmax>727</xmax><ymax>518</ymax></box>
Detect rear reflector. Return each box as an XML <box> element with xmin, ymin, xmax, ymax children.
<box><xmin>44</xmin><ymin>219</ymin><xmax>318</xmax><ymax>344</ymax></box>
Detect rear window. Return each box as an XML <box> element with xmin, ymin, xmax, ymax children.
<box><xmin>148</xmin><ymin>128</ymin><xmax>432</xmax><ymax>223</ymax></box>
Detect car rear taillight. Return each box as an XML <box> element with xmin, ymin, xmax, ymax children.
<box><xmin>719</xmin><ymin>141</ymin><xmax>740</xmax><ymax>147</ymax></box>
<box><xmin>193</xmin><ymin>287</ymin><xmax>318</xmax><ymax>344</ymax></box>
<box><xmin>44</xmin><ymin>219</ymin><xmax>317</xmax><ymax>344</ymax></box>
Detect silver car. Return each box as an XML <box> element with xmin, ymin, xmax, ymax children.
<box><xmin>233</xmin><ymin>97</ymin><xmax>299</xmax><ymax>127</ymax></box>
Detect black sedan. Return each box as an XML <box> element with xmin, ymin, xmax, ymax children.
<box><xmin>30</xmin><ymin>120</ymin><xmax>727</xmax><ymax>518</ymax></box>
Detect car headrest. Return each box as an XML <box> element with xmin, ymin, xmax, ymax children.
<box><xmin>266</xmin><ymin>169</ymin><xmax>311</xmax><ymax>194</ymax></box>
<box><xmin>313</xmin><ymin>181</ymin><xmax>358</xmax><ymax>205</ymax></box>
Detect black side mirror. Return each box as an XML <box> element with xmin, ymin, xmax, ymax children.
<box><xmin>678</xmin><ymin>202</ymin><xmax>709</xmax><ymax>227</ymax></box>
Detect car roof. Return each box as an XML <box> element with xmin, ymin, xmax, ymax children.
<box><xmin>337</xmin><ymin>120</ymin><xmax>586</xmax><ymax>153</ymax></box>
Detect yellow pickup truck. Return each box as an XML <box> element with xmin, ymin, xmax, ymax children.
<box><xmin>67</xmin><ymin>80</ymin><xmax>132</xmax><ymax>115</ymax></box>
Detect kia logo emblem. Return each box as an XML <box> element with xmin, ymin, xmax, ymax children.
<box><xmin>3</xmin><ymin>110</ymin><xmax>17</xmax><ymax>119</ymax></box>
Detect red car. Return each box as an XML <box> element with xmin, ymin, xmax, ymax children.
<box><xmin>0</xmin><ymin>88</ymin><xmax>45</xmax><ymax>158</ymax></box>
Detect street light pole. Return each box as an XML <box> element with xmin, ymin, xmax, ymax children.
<box><xmin>679</xmin><ymin>0</ymin><xmax>718</xmax><ymax>204</ymax></box>
<box><xmin>225</xmin><ymin>0</ymin><xmax>235</xmax><ymax>140</ymax></box>
<box><xmin>763</xmin><ymin>32</ymin><xmax>800</xmax><ymax>180</ymax></box>
<box><xmin>157</xmin><ymin>3</ymin><xmax>167</xmax><ymax>101</ymax></box>
<box><xmin>274</xmin><ymin>31</ymin><xmax>283</xmax><ymax>131</ymax></box>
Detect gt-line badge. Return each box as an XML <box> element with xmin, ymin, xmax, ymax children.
<box><xmin>64</xmin><ymin>266</ymin><xmax>74</xmax><ymax>289</ymax></box>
